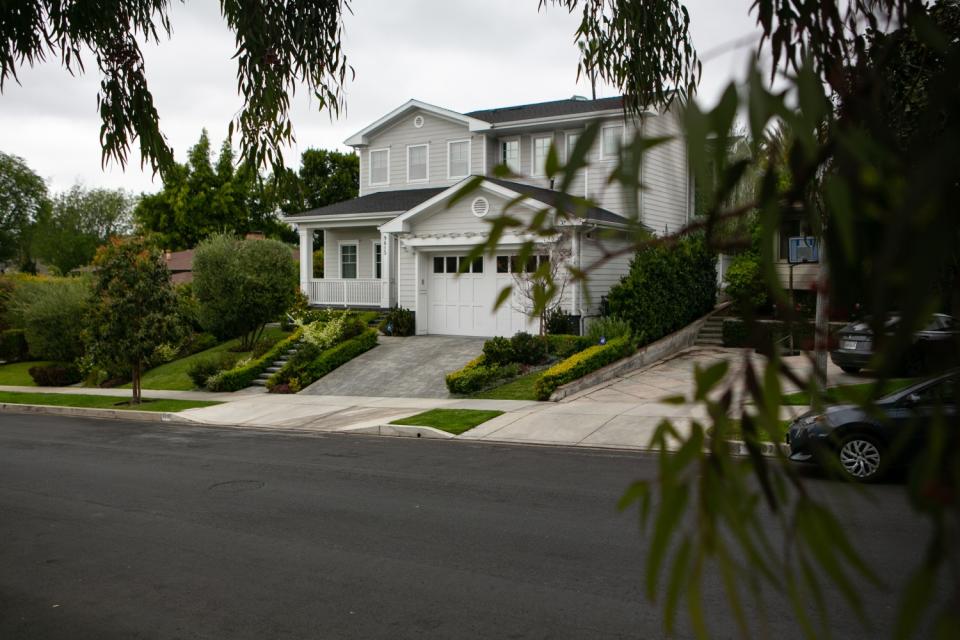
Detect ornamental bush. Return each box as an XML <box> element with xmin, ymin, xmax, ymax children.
<box><xmin>724</xmin><ymin>253</ymin><xmax>769</xmax><ymax>315</ymax></box>
<box><xmin>268</xmin><ymin>329</ymin><xmax>378</xmax><ymax>391</ymax></box>
<box><xmin>534</xmin><ymin>336</ymin><xmax>635</xmax><ymax>400</ymax></box>
<box><xmin>584</xmin><ymin>316</ymin><xmax>633</xmax><ymax>345</ymax></box>
<box><xmin>607</xmin><ymin>235</ymin><xmax>716</xmax><ymax>347</ymax></box>
<box><xmin>379</xmin><ymin>306</ymin><xmax>415</xmax><ymax>336</ymax></box>
<box><xmin>7</xmin><ymin>276</ymin><xmax>91</xmax><ymax>362</ymax></box>
<box><xmin>28</xmin><ymin>362</ymin><xmax>82</xmax><ymax>386</ymax></box>
<box><xmin>444</xmin><ymin>355</ymin><xmax>520</xmax><ymax>395</ymax></box>
<box><xmin>510</xmin><ymin>332</ymin><xmax>548</xmax><ymax>365</ymax></box>
<box><xmin>482</xmin><ymin>337</ymin><xmax>515</xmax><ymax>366</ymax></box>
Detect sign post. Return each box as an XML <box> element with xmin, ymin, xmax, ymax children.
<box><xmin>787</xmin><ymin>237</ymin><xmax>820</xmax><ymax>355</ymax></box>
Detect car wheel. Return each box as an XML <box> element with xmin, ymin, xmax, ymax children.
<box><xmin>837</xmin><ymin>434</ymin><xmax>884</xmax><ymax>481</ymax></box>
<box><xmin>840</xmin><ymin>366</ymin><xmax>861</xmax><ymax>374</ymax></box>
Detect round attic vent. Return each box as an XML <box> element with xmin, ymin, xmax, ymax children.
<box><xmin>413</xmin><ymin>115</ymin><xmax>424</xmax><ymax>128</ymax></box>
<box><xmin>471</xmin><ymin>197</ymin><xmax>490</xmax><ymax>218</ymax></box>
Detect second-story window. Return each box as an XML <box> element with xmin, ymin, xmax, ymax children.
<box><xmin>501</xmin><ymin>139</ymin><xmax>520</xmax><ymax>174</ymax></box>
<box><xmin>601</xmin><ymin>124</ymin><xmax>624</xmax><ymax>160</ymax></box>
<box><xmin>448</xmin><ymin>140</ymin><xmax>470</xmax><ymax>179</ymax></box>
<box><xmin>407</xmin><ymin>144</ymin><xmax>428</xmax><ymax>182</ymax></box>
<box><xmin>370</xmin><ymin>148</ymin><xmax>389</xmax><ymax>186</ymax></box>
<box><xmin>532</xmin><ymin>136</ymin><xmax>551</xmax><ymax>176</ymax></box>
<box><xmin>565</xmin><ymin>131</ymin><xmax>581</xmax><ymax>161</ymax></box>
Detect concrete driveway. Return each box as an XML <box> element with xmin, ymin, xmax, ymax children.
<box><xmin>301</xmin><ymin>335</ymin><xmax>486</xmax><ymax>398</ymax></box>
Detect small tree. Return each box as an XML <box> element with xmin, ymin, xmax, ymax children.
<box><xmin>86</xmin><ymin>238</ymin><xmax>183</xmax><ymax>404</ymax></box>
<box><xmin>192</xmin><ymin>233</ymin><xmax>298</xmax><ymax>350</ymax></box>
<box><xmin>511</xmin><ymin>238</ymin><xmax>572</xmax><ymax>335</ymax></box>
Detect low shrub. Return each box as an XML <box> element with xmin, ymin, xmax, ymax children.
<box><xmin>534</xmin><ymin>336</ymin><xmax>635</xmax><ymax>400</ymax></box>
<box><xmin>207</xmin><ymin>329</ymin><xmax>303</xmax><ymax>392</ymax></box>
<box><xmin>187</xmin><ymin>353</ymin><xmax>239</xmax><ymax>389</ymax></box>
<box><xmin>585</xmin><ymin>316</ymin><xmax>633</xmax><ymax>345</ymax></box>
<box><xmin>510</xmin><ymin>332</ymin><xmax>547</xmax><ymax>365</ymax></box>
<box><xmin>0</xmin><ymin>329</ymin><xmax>29</xmax><ymax>362</ymax></box>
<box><xmin>29</xmin><ymin>363</ymin><xmax>82</xmax><ymax>387</ymax></box>
<box><xmin>379</xmin><ymin>306</ymin><xmax>415</xmax><ymax>336</ymax></box>
<box><xmin>482</xmin><ymin>337</ymin><xmax>515</xmax><ymax>366</ymax></box>
<box><xmin>545</xmin><ymin>308</ymin><xmax>578</xmax><ymax>335</ymax></box>
<box><xmin>302</xmin><ymin>312</ymin><xmax>365</xmax><ymax>350</ymax></box>
<box><xmin>445</xmin><ymin>355</ymin><xmax>520</xmax><ymax>395</ymax></box>
<box><xmin>268</xmin><ymin>329</ymin><xmax>378</xmax><ymax>391</ymax></box>
<box><xmin>544</xmin><ymin>334</ymin><xmax>592</xmax><ymax>359</ymax></box>
<box><xmin>251</xmin><ymin>334</ymin><xmax>282</xmax><ymax>359</ymax></box>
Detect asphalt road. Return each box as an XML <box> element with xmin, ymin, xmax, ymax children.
<box><xmin>0</xmin><ymin>414</ymin><xmax>935</xmax><ymax>639</ymax></box>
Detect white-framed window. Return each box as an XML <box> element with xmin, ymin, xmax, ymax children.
<box><xmin>447</xmin><ymin>139</ymin><xmax>471</xmax><ymax>179</ymax></box>
<box><xmin>407</xmin><ymin>144</ymin><xmax>429</xmax><ymax>183</ymax></box>
<box><xmin>339</xmin><ymin>242</ymin><xmax>358</xmax><ymax>279</ymax></box>
<box><xmin>565</xmin><ymin>131</ymin><xmax>582</xmax><ymax>161</ymax></box>
<box><xmin>372</xmin><ymin>242</ymin><xmax>382</xmax><ymax>279</ymax></box>
<box><xmin>369</xmin><ymin>148</ymin><xmax>389</xmax><ymax>186</ymax></box>
<box><xmin>432</xmin><ymin>255</ymin><xmax>484</xmax><ymax>274</ymax></box>
<box><xmin>501</xmin><ymin>138</ymin><xmax>520</xmax><ymax>174</ymax></box>
<box><xmin>601</xmin><ymin>124</ymin><xmax>624</xmax><ymax>160</ymax></box>
<box><xmin>531</xmin><ymin>135</ymin><xmax>552</xmax><ymax>177</ymax></box>
<box><xmin>495</xmin><ymin>254</ymin><xmax>549</xmax><ymax>274</ymax></box>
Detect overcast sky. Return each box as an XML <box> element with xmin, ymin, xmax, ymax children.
<box><xmin>0</xmin><ymin>0</ymin><xmax>762</xmax><ymax>194</ymax></box>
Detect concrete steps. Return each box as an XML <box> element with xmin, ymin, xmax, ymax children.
<box><xmin>695</xmin><ymin>315</ymin><xmax>725</xmax><ymax>346</ymax></box>
<box><xmin>251</xmin><ymin>342</ymin><xmax>304</xmax><ymax>387</ymax></box>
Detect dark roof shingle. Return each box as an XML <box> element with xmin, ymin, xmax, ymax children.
<box><xmin>485</xmin><ymin>177</ymin><xmax>634</xmax><ymax>226</ymax></box>
<box><xmin>466</xmin><ymin>96</ymin><xmax>624</xmax><ymax>124</ymax></box>
<box><xmin>287</xmin><ymin>187</ymin><xmax>446</xmax><ymax>217</ymax></box>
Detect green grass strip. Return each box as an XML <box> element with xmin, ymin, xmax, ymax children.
<box><xmin>0</xmin><ymin>391</ymin><xmax>220</xmax><ymax>412</ymax></box>
<box><xmin>390</xmin><ymin>408</ymin><xmax>504</xmax><ymax>435</ymax></box>
<box><xmin>0</xmin><ymin>361</ymin><xmax>53</xmax><ymax>387</ymax></box>
<box><xmin>470</xmin><ymin>370</ymin><xmax>543</xmax><ymax>401</ymax></box>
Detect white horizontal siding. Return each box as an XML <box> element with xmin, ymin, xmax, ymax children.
<box><xmin>642</xmin><ymin>106</ymin><xmax>689</xmax><ymax>235</ymax></box>
<box><xmin>579</xmin><ymin>231</ymin><xmax>635</xmax><ymax>315</ymax></box>
<box><xmin>397</xmin><ymin>246</ymin><xmax>417</xmax><ymax>309</ymax></box>
<box><xmin>323</xmin><ymin>227</ymin><xmax>381</xmax><ymax>279</ymax></box>
<box><xmin>361</xmin><ymin>109</ymin><xmax>472</xmax><ymax>194</ymax></box>
<box><xmin>412</xmin><ymin>190</ymin><xmax>542</xmax><ymax>236</ymax></box>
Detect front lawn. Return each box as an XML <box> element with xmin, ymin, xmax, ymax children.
<box><xmin>470</xmin><ymin>370</ymin><xmax>542</xmax><ymax>401</ymax></box>
<box><xmin>0</xmin><ymin>391</ymin><xmax>219</xmax><ymax>412</ymax></box>
<box><xmin>134</xmin><ymin>327</ymin><xmax>288</xmax><ymax>391</ymax></box>
<box><xmin>0</xmin><ymin>361</ymin><xmax>53</xmax><ymax>387</ymax></box>
<box><xmin>390</xmin><ymin>408</ymin><xmax>504</xmax><ymax>435</ymax></box>
<box><xmin>781</xmin><ymin>378</ymin><xmax>915</xmax><ymax>406</ymax></box>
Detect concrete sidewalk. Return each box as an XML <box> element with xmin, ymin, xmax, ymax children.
<box><xmin>0</xmin><ymin>347</ymin><xmax>860</xmax><ymax>451</ymax></box>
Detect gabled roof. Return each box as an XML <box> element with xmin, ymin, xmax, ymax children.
<box><xmin>466</xmin><ymin>96</ymin><xmax>625</xmax><ymax>125</ymax></box>
<box><xmin>284</xmin><ymin>187</ymin><xmax>446</xmax><ymax>218</ymax></box>
<box><xmin>380</xmin><ymin>176</ymin><xmax>636</xmax><ymax>233</ymax></box>
<box><xmin>344</xmin><ymin>99</ymin><xmax>489</xmax><ymax>147</ymax></box>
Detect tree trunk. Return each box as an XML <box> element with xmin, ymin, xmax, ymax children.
<box><xmin>132</xmin><ymin>364</ymin><xmax>141</xmax><ymax>405</ymax></box>
<box><xmin>813</xmin><ymin>245</ymin><xmax>829</xmax><ymax>406</ymax></box>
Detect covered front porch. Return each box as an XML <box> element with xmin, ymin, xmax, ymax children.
<box><xmin>296</xmin><ymin>220</ymin><xmax>396</xmax><ymax>308</ymax></box>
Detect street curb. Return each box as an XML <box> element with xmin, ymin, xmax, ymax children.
<box><xmin>346</xmin><ymin>423</ymin><xmax>454</xmax><ymax>439</ymax></box>
<box><xmin>0</xmin><ymin>402</ymin><xmax>191</xmax><ymax>424</ymax></box>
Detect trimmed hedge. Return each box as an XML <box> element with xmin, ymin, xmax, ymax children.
<box><xmin>0</xmin><ymin>329</ymin><xmax>29</xmax><ymax>362</ymax></box>
<box><xmin>29</xmin><ymin>363</ymin><xmax>82</xmax><ymax>386</ymax></box>
<box><xmin>445</xmin><ymin>355</ymin><xmax>520</xmax><ymax>395</ymax></box>
<box><xmin>544</xmin><ymin>334</ymin><xmax>593</xmax><ymax>359</ymax></box>
<box><xmin>534</xmin><ymin>336</ymin><xmax>635</xmax><ymax>400</ymax></box>
<box><xmin>607</xmin><ymin>236</ymin><xmax>716</xmax><ymax>347</ymax></box>
<box><xmin>207</xmin><ymin>328</ymin><xmax>303</xmax><ymax>392</ymax></box>
<box><xmin>268</xmin><ymin>329</ymin><xmax>378</xmax><ymax>391</ymax></box>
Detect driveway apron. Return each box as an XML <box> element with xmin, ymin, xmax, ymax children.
<box><xmin>301</xmin><ymin>335</ymin><xmax>486</xmax><ymax>398</ymax></box>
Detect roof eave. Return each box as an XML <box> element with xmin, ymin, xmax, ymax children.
<box><xmin>345</xmin><ymin>98</ymin><xmax>490</xmax><ymax>147</ymax></box>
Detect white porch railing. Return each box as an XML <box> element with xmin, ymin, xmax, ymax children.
<box><xmin>307</xmin><ymin>278</ymin><xmax>384</xmax><ymax>307</ymax></box>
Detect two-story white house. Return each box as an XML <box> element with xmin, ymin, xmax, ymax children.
<box><xmin>283</xmin><ymin>96</ymin><xmax>693</xmax><ymax>337</ymax></box>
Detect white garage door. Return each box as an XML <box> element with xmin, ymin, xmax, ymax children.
<box><xmin>427</xmin><ymin>254</ymin><xmax>536</xmax><ymax>337</ymax></box>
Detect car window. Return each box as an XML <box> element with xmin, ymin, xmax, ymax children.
<box><xmin>914</xmin><ymin>379</ymin><xmax>957</xmax><ymax>407</ymax></box>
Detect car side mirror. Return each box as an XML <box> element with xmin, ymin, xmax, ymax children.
<box><xmin>904</xmin><ymin>392</ymin><xmax>922</xmax><ymax>406</ymax></box>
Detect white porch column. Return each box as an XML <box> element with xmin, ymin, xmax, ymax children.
<box><xmin>298</xmin><ymin>226</ymin><xmax>313</xmax><ymax>296</ymax></box>
<box><xmin>380</xmin><ymin>231</ymin><xmax>391</xmax><ymax>309</ymax></box>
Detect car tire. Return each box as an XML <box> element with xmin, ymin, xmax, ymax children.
<box><xmin>840</xmin><ymin>366</ymin><xmax>861</xmax><ymax>374</ymax></box>
<box><xmin>837</xmin><ymin>434</ymin><xmax>885</xmax><ymax>482</ymax></box>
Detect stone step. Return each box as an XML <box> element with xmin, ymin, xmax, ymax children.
<box><xmin>251</xmin><ymin>379</ymin><xmax>268</xmax><ymax>386</ymax></box>
<box><xmin>266</xmin><ymin>366</ymin><xmax>282</xmax><ymax>373</ymax></box>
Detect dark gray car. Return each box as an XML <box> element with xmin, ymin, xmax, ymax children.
<box><xmin>830</xmin><ymin>313</ymin><xmax>958</xmax><ymax>374</ymax></box>
<box><xmin>786</xmin><ymin>372</ymin><xmax>958</xmax><ymax>481</ymax></box>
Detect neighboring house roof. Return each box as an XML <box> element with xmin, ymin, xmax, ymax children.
<box><xmin>285</xmin><ymin>187</ymin><xmax>447</xmax><ymax>218</ymax></box>
<box><xmin>164</xmin><ymin>249</ymin><xmax>194</xmax><ymax>273</ymax></box>
<box><xmin>484</xmin><ymin>177</ymin><xmax>633</xmax><ymax>226</ymax></box>
<box><xmin>465</xmin><ymin>96</ymin><xmax>624</xmax><ymax>125</ymax></box>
